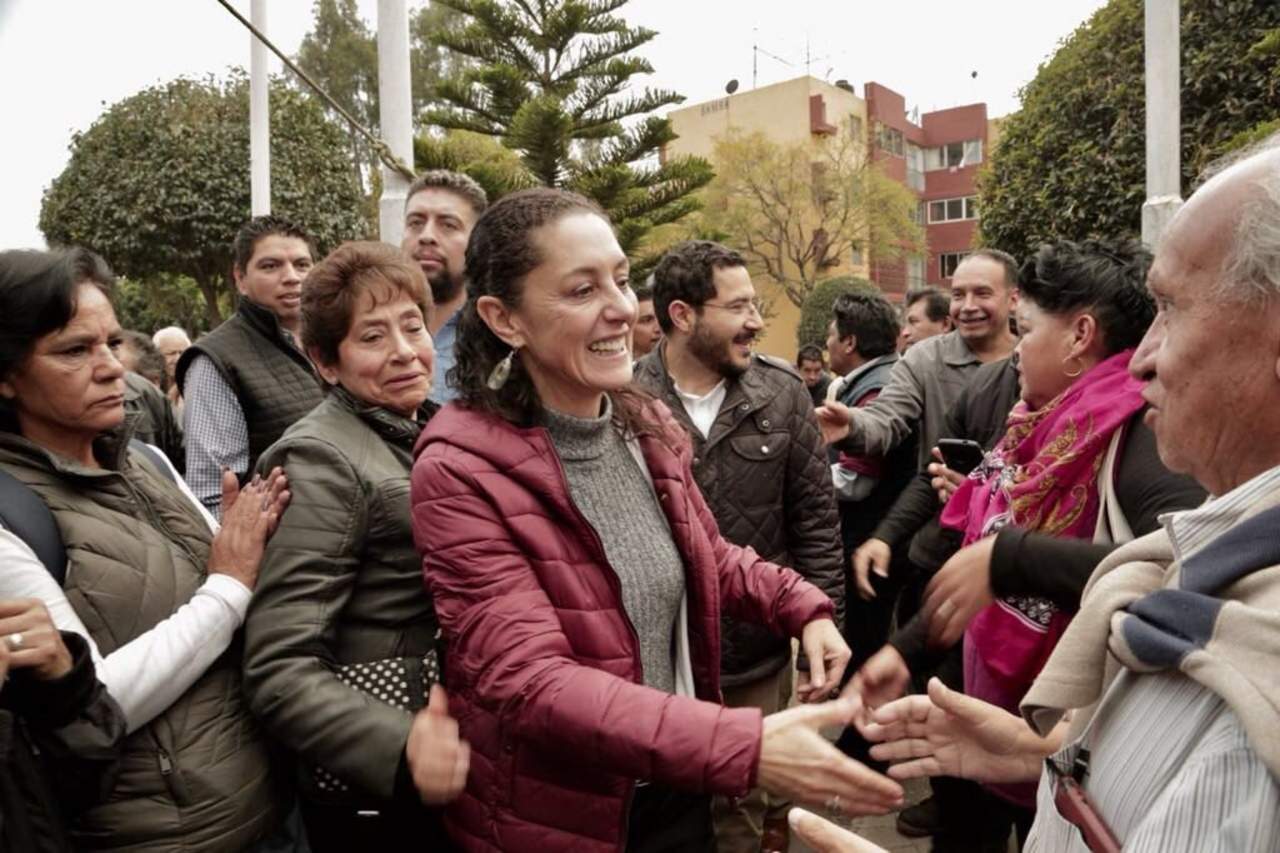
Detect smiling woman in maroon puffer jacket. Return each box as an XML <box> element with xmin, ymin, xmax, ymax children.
<box><xmin>410</xmin><ymin>188</ymin><xmax>904</xmax><ymax>853</ymax></box>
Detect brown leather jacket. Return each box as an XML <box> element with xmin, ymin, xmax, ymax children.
<box><xmin>634</xmin><ymin>344</ymin><xmax>844</xmax><ymax>685</ymax></box>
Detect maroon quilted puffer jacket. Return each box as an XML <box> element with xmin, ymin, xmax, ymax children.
<box><xmin>410</xmin><ymin>401</ymin><xmax>835</xmax><ymax>852</ymax></box>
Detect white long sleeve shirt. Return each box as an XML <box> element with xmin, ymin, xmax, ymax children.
<box><xmin>0</xmin><ymin>448</ymin><xmax>250</xmax><ymax>734</ymax></box>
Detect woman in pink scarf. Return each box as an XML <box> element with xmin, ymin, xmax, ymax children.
<box><xmin>847</xmin><ymin>243</ymin><xmax>1208</xmax><ymax>846</ymax></box>
<box><xmin>929</xmin><ymin>240</ymin><xmax>1199</xmax><ymax>817</ymax></box>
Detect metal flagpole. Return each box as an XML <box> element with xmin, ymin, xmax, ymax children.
<box><xmin>1141</xmin><ymin>0</ymin><xmax>1183</xmax><ymax>248</ymax></box>
<box><xmin>377</xmin><ymin>0</ymin><xmax>414</xmax><ymax>245</ymax></box>
<box><xmin>249</xmin><ymin>0</ymin><xmax>270</xmax><ymax>215</ymax></box>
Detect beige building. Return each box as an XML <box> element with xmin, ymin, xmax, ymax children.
<box><xmin>664</xmin><ymin>77</ymin><xmax>872</xmax><ymax>360</ymax></box>
<box><xmin>664</xmin><ymin>75</ymin><xmax>1000</xmax><ymax>362</ymax></box>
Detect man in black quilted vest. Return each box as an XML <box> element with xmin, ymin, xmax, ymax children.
<box><xmin>633</xmin><ymin>240</ymin><xmax>844</xmax><ymax>853</ymax></box>
<box><xmin>177</xmin><ymin>215</ymin><xmax>324</xmax><ymax>518</ymax></box>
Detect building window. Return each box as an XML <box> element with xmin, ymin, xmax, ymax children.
<box><xmin>875</xmin><ymin>121</ymin><xmax>904</xmax><ymax>157</ymax></box>
<box><xmin>851</xmin><ymin>244</ymin><xmax>864</xmax><ymax>267</ymax></box>
<box><xmin>848</xmin><ymin>114</ymin><xmax>864</xmax><ymax>143</ymax></box>
<box><xmin>940</xmin><ymin>251</ymin><xmax>972</xmax><ymax>279</ymax></box>
<box><xmin>905</xmin><ymin>143</ymin><xmax>925</xmax><ymax>191</ymax></box>
<box><xmin>914</xmin><ymin>202</ymin><xmax>926</xmax><ymax>225</ymax></box>
<box><xmin>907</xmin><ymin>255</ymin><xmax>925</xmax><ymax>289</ymax></box>
<box><xmin>924</xmin><ymin>139</ymin><xmax>982</xmax><ymax>171</ymax></box>
<box><xmin>927</xmin><ymin>196</ymin><xmax>979</xmax><ymax>223</ymax></box>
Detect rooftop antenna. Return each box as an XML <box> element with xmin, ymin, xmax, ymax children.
<box><xmin>804</xmin><ymin>35</ymin><xmax>831</xmax><ymax>78</ymax></box>
<box><xmin>752</xmin><ymin>32</ymin><xmax>795</xmax><ymax>88</ymax></box>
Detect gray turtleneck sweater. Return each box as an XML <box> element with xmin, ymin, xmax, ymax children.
<box><xmin>539</xmin><ymin>401</ymin><xmax>686</xmax><ymax>693</ymax></box>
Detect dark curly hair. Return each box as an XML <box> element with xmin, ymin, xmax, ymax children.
<box><xmin>1018</xmin><ymin>239</ymin><xmax>1155</xmax><ymax>354</ymax></box>
<box><xmin>651</xmin><ymin>240</ymin><xmax>747</xmax><ymax>334</ymax></box>
<box><xmin>451</xmin><ymin>188</ymin><xmax>670</xmax><ymax>439</ymax></box>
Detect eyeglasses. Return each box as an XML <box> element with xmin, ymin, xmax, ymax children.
<box><xmin>701</xmin><ymin>298</ymin><xmax>764</xmax><ymax>318</ymax></box>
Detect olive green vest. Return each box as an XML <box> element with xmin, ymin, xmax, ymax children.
<box><xmin>0</xmin><ymin>426</ymin><xmax>283</xmax><ymax>852</ymax></box>
<box><xmin>176</xmin><ymin>298</ymin><xmax>324</xmax><ymax>475</ymax></box>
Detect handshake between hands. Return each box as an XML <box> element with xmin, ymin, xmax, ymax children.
<box><xmin>782</xmin><ymin>655</ymin><xmax>1063</xmax><ymax>853</ymax></box>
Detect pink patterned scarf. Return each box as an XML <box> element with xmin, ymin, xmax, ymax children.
<box><xmin>940</xmin><ymin>350</ymin><xmax>1144</xmax><ymax>803</ymax></box>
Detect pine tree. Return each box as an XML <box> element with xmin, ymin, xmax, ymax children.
<box><xmin>425</xmin><ymin>0</ymin><xmax>713</xmax><ymax>260</ymax></box>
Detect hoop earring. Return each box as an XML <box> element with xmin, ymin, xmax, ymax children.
<box><xmin>1063</xmin><ymin>355</ymin><xmax>1084</xmax><ymax>379</ymax></box>
<box><xmin>486</xmin><ymin>347</ymin><xmax>517</xmax><ymax>390</ymax></box>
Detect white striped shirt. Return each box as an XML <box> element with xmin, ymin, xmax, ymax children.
<box><xmin>1026</xmin><ymin>462</ymin><xmax>1280</xmax><ymax>852</ymax></box>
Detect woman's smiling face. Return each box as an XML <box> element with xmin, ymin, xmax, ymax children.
<box><xmin>504</xmin><ymin>212</ymin><xmax>636</xmax><ymax>417</ymax></box>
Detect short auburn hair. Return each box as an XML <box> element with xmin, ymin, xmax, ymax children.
<box><xmin>301</xmin><ymin>241</ymin><xmax>432</xmax><ymax>366</ymax></box>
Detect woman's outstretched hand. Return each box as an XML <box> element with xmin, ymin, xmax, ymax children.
<box><xmin>758</xmin><ymin>697</ymin><xmax>904</xmax><ymax>817</ymax></box>
<box><xmin>921</xmin><ymin>535</ymin><xmax>997</xmax><ymax>649</ymax></box>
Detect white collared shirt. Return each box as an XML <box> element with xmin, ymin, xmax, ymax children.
<box><xmin>1160</xmin><ymin>462</ymin><xmax>1280</xmax><ymax>562</ymax></box>
<box><xmin>673</xmin><ymin>379</ymin><xmax>727</xmax><ymax>440</ymax></box>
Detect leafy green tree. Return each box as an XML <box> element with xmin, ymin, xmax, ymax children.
<box><xmin>296</xmin><ymin>0</ymin><xmax>462</xmax><ymax>184</ymax></box>
<box><xmin>979</xmin><ymin>0</ymin><xmax>1280</xmax><ymax>257</ymax></box>
<box><xmin>425</xmin><ymin>0</ymin><xmax>713</xmax><ymax>259</ymax></box>
<box><xmin>796</xmin><ymin>275</ymin><xmax>879</xmax><ymax>350</ymax></box>
<box><xmin>703</xmin><ymin>130</ymin><xmax>925</xmax><ymax>310</ymax></box>
<box><xmin>113</xmin><ymin>274</ymin><xmax>219</xmax><ymax>338</ymax></box>
<box><xmin>40</xmin><ymin>74</ymin><xmax>367</xmax><ymax>328</ymax></box>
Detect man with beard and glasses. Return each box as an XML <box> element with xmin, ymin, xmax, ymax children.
<box><xmin>399</xmin><ymin>170</ymin><xmax>488</xmax><ymax>404</ymax></box>
<box><xmin>634</xmin><ymin>240</ymin><xmax>844</xmax><ymax>853</ymax></box>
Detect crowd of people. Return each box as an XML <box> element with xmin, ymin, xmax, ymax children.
<box><xmin>0</xmin><ymin>130</ymin><xmax>1276</xmax><ymax>853</ymax></box>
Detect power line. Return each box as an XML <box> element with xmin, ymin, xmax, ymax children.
<box><xmin>212</xmin><ymin>0</ymin><xmax>415</xmax><ymax>182</ymax></box>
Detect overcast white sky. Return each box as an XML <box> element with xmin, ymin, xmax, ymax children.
<box><xmin>0</xmin><ymin>0</ymin><xmax>1109</xmax><ymax>249</ymax></box>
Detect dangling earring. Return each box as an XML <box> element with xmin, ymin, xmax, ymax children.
<box><xmin>487</xmin><ymin>347</ymin><xmax>517</xmax><ymax>390</ymax></box>
<box><xmin>1063</xmin><ymin>355</ymin><xmax>1084</xmax><ymax>378</ymax></box>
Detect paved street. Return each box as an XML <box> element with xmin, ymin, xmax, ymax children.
<box><xmin>790</xmin><ymin>778</ymin><xmax>932</xmax><ymax>853</ymax></box>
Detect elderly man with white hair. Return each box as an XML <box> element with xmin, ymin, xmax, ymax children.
<box><xmin>793</xmin><ymin>133</ymin><xmax>1280</xmax><ymax>852</ymax></box>
<box><xmin>152</xmin><ymin>325</ymin><xmax>191</xmax><ymax>417</ymax></box>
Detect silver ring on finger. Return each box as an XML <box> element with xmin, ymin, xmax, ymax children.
<box><xmin>825</xmin><ymin>794</ymin><xmax>843</xmax><ymax>815</ymax></box>
<box><xmin>4</xmin><ymin>632</ymin><xmax>23</xmax><ymax>652</ymax></box>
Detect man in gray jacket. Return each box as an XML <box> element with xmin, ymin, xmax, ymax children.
<box><xmin>817</xmin><ymin>250</ymin><xmax>1019</xmax><ymax>844</ymax></box>
<box><xmin>633</xmin><ymin>240</ymin><xmax>843</xmax><ymax>853</ymax></box>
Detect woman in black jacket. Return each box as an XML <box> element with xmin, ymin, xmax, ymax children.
<box><xmin>241</xmin><ymin>242</ymin><xmax>466</xmax><ymax>851</ymax></box>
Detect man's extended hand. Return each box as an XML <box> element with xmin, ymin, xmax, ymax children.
<box><xmin>860</xmin><ymin>677</ymin><xmax>1053</xmax><ymax>784</ymax></box>
<box><xmin>815</xmin><ymin>401</ymin><xmax>855</xmax><ymax>446</ymax></box>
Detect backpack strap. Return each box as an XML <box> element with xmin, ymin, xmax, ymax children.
<box><xmin>0</xmin><ymin>468</ymin><xmax>67</xmax><ymax>584</ymax></box>
<box><xmin>129</xmin><ymin>439</ymin><xmax>177</xmax><ymax>485</ymax></box>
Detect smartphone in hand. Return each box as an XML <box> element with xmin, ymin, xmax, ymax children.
<box><xmin>936</xmin><ymin>438</ymin><xmax>985</xmax><ymax>476</ymax></box>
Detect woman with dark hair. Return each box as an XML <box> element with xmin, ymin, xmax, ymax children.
<box><xmin>850</xmin><ymin>240</ymin><xmax>1205</xmax><ymax>842</ymax></box>
<box><xmin>411</xmin><ymin>188</ymin><xmax>903</xmax><ymax>852</ymax></box>
<box><xmin>243</xmin><ymin>241</ymin><xmax>466</xmax><ymax>851</ymax></box>
<box><xmin>0</xmin><ymin>248</ymin><xmax>292</xmax><ymax>851</ymax></box>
